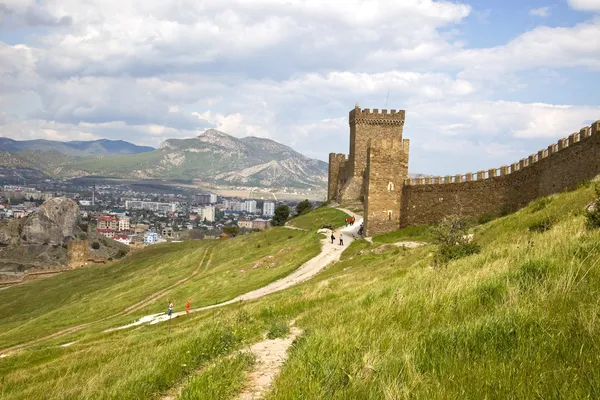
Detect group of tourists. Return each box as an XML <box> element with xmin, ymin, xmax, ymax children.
<box><xmin>167</xmin><ymin>299</ymin><xmax>192</xmax><ymax>318</ymax></box>
<box><xmin>345</xmin><ymin>217</ymin><xmax>356</xmax><ymax>227</ymax></box>
<box><xmin>330</xmin><ymin>232</ymin><xmax>344</xmax><ymax>246</ymax></box>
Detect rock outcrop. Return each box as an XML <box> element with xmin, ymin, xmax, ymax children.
<box><xmin>20</xmin><ymin>198</ymin><xmax>80</xmax><ymax>245</ymax></box>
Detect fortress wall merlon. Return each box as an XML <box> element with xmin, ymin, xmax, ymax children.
<box><xmin>398</xmin><ymin>122</ymin><xmax>599</xmax><ymax>190</ymax></box>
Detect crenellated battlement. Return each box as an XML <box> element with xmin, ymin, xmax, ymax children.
<box><xmin>350</xmin><ymin>105</ymin><xmax>405</xmax><ymax>126</ymax></box>
<box><xmin>404</xmin><ymin>120</ymin><xmax>600</xmax><ymax>186</ymax></box>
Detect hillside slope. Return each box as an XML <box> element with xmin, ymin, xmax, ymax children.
<box><xmin>2</xmin><ymin>183</ymin><xmax>600</xmax><ymax>399</ymax></box>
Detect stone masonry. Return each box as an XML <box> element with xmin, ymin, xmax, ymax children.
<box><xmin>328</xmin><ymin>105</ymin><xmax>600</xmax><ymax>237</ymax></box>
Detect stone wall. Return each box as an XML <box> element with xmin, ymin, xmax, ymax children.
<box><xmin>67</xmin><ymin>240</ymin><xmax>89</xmax><ymax>268</ymax></box>
<box><xmin>328</xmin><ymin>153</ymin><xmax>346</xmax><ymax>201</ymax></box>
<box><xmin>364</xmin><ymin>138</ymin><xmax>409</xmax><ymax>236</ymax></box>
<box><xmin>401</xmin><ymin>121</ymin><xmax>600</xmax><ymax>226</ymax></box>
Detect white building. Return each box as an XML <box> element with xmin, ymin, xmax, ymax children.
<box><xmin>144</xmin><ymin>232</ymin><xmax>159</xmax><ymax>245</ymax></box>
<box><xmin>125</xmin><ymin>201</ymin><xmax>177</xmax><ymax>213</ymax></box>
<box><xmin>201</xmin><ymin>206</ymin><xmax>216</xmax><ymax>222</ymax></box>
<box><xmin>118</xmin><ymin>217</ymin><xmax>130</xmax><ymax>232</ymax></box>
<box><xmin>263</xmin><ymin>202</ymin><xmax>275</xmax><ymax>217</ymax></box>
<box><xmin>242</xmin><ymin>200</ymin><xmax>257</xmax><ymax>214</ymax></box>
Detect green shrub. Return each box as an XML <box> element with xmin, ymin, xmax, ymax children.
<box><xmin>267</xmin><ymin>320</ymin><xmax>290</xmax><ymax>339</ymax></box>
<box><xmin>477</xmin><ymin>212</ymin><xmax>496</xmax><ymax>225</ymax></box>
<box><xmin>500</xmin><ymin>203</ymin><xmax>517</xmax><ymax>216</ymax></box>
<box><xmin>91</xmin><ymin>241</ymin><xmax>100</xmax><ymax>250</ymax></box>
<box><xmin>432</xmin><ymin>215</ymin><xmax>481</xmax><ymax>266</ymax></box>
<box><xmin>585</xmin><ymin>183</ymin><xmax>600</xmax><ymax>229</ymax></box>
<box><xmin>529</xmin><ymin>197</ymin><xmax>552</xmax><ymax>213</ymax></box>
<box><xmin>528</xmin><ymin>217</ymin><xmax>554</xmax><ymax>233</ymax></box>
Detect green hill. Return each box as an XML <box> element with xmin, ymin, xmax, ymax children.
<box><xmin>2</xmin><ymin>182</ymin><xmax>600</xmax><ymax>399</ymax></box>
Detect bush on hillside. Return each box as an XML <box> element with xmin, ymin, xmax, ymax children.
<box><xmin>223</xmin><ymin>226</ymin><xmax>240</xmax><ymax>236</ymax></box>
<box><xmin>432</xmin><ymin>215</ymin><xmax>481</xmax><ymax>266</ymax></box>
<box><xmin>271</xmin><ymin>205</ymin><xmax>290</xmax><ymax>226</ymax></box>
<box><xmin>91</xmin><ymin>241</ymin><xmax>100</xmax><ymax>250</ymax></box>
<box><xmin>528</xmin><ymin>217</ymin><xmax>555</xmax><ymax>233</ymax></box>
<box><xmin>477</xmin><ymin>212</ymin><xmax>496</xmax><ymax>225</ymax></box>
<box><xmin>529</xmin><ymin>197</ymin><xmax>552</xmax><ymax>213</ymax></box>
<box><xmin>585</xmin><ymin>183</ymin><xmax>600</xmax><ymax>229</ymax></box>
<box><xmin>296</xmin><ymin>199</ymin><xmax>313</xmax><ymax>215</ymax></box>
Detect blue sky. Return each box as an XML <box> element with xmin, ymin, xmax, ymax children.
<box><xmin>1</xmin><ymin>0</ymin><xmax>600</xmax><ymax>176</ymax></box>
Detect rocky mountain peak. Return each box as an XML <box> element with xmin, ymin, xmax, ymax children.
<box><xmin>196</xmin><ymin>129</ymin><xmax>241</xmax><ymax>150</ymax></box>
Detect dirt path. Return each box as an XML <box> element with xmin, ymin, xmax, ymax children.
<box><xmin>111</xmin><ymin>208</ymin><xmax>363</xmax><ymax>329</ymax></box>
<box><xmin>236</xmin><ymin>324</ymin><xmax>303</xmax><ymax>400</ymax></box>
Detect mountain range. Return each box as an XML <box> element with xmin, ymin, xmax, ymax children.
<box><xmin>0</xmin><ymin>138</ymin><xmax>154</xmax><ymax>156</ymax></box>
<box><xmin>0</xmin><ymin>131</ymin><xmax>329</xmax><ymax>189</ymax></box>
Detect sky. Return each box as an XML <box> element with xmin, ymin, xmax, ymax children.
<box><xmin>1</xmin><ymin>0</ymin><xmax>600</xmax><ymax>175</ymax></box>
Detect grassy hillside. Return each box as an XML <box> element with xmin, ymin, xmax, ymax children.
<box><xmin>0</xmin><ymin>227</ymin><xmax>319</xmax><ymax>351</ymax></box>
<box><xmin>3</xmin><ymin>183</ymin><xmax>600</xmax><ymax>399</ymax></box>
<box><xmin>287</xmin><ymin>206</ymin><xmax>350</xmax><ymax>231</ymax></box>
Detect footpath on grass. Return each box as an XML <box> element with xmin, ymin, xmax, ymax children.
<box><xmin>108</xmin><ymin>207</ymin><xmax>362</xmax><ymax>331</ymax></box>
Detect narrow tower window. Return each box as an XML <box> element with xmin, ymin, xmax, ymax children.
<box><xmin>388</xmin><ymin>210</ymin><xmax>393</xmax><ymax>220</ymax></box>
<box><xmin>388</xmin><ymin>182</ymin><xmax>395</xmax><ymax>191</ymax></box>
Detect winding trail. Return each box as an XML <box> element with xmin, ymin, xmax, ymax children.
<box><xmin>109</xmin><ymin>208</ymin><xmax>363</xmax><ymax>330</ymax></box>
<box><xmin>1</xmin><ymin>208</ymin><xmax>362</xmax><ymax>353</ymax></box>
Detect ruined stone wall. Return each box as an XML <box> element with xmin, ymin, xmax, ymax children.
<box><xmin>67</xmin><ymin>240</ymin><xmax>89</xmax><ymax>268</ymax></box>
<box><xmin>349</xmin><ymin>106</ymin><xmax>405</xmax><ymax>179</ymax></box>
<box><xmin>328</xmin><ymin>153</ymin><xmax>346</xmax><ymax>201</ymax></box>
<box><xmin>401</xmin><ymin>121</ymin><xmax>600</xmax><ymax>227</ymax></box>
<box><xmin>364</xmin><ymin>138</ymin><xmax>410</xmax><ymax>236</ymax></box>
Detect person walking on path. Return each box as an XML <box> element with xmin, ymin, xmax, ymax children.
<box><xmin>330</xmin><ymin>232</ymin><xmax>335</xmax><ymax>244</ymax></box>
<box><xmin>168</xmin><ymin>302</ymin><xmax>174</xmax><ymax>318</ymax></box>
<box><xmin>339</xmin><ymin>234</ymin><xmax>344</xmax><ymax>246</ymax></box>
<box><xmin>344</xmin><ymin>218</ymin><xmax>348</xmax><ymax>227</ymax></box>
<box><xmin>185</xmin><ymin>299</ymin><xmax>191</xmax><ymax>314</ymax></box>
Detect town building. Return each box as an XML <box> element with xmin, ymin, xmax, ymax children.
<box><xmin>200</xmin><ymin>206</ymin><xmax>216</xmax><ymax>222</ymax></box>
<box><xmin>262</xmin><ymin>202</ymin><xmax>275</xmax><ymax>217</ymax></box>
<box><xmin>144</xmin><ymin>232</ymin><xmax>159</xmax><ymax>245</ymax></box>
<box><xmin>195</xmin><ymin>193</ymin><xmax>218</xmax><ymax>204</ymax></box>
<box><xmin>118</xmin><ymin>217</ymin><xmax>130</xmax><ymax>232</ymax></box>
<box><xmin>238</xmin><ymin>219</ymin><xmax>253</xmax><ymax>230</ymax></box>
<box><xmin>252</xmin><ymin>218</ymin><xmax>271</xmax><ymax>230</ymax></box>
<box><xmin>97</xmin><ymin>215</ymin><xmax>117</xmax><ymax>231</ymax></box>
<box><xmin>242</xmin><ymin>200</ymin><xmax>257</xmax><ymax>214</ymax></box>
<box><xmin>125</xmin><ymin>200</ymin><xmax>177</xmax><ymax>214</ymax></box>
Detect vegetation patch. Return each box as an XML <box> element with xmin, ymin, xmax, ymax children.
<box><xmin>529</xmin><ymin>196</ymin><xmax>553</xmax><ymax>213</ymax></box>
<box><xmin>528</xmin><ymin>216</ymin><xmax>554</xmax><ymax>233</ymax></box>
<box><xmin>431</xmin><ymin>215</ymin><xmax>481</xmax><ymax>266</ymax></box>
<box><xmin>179</xmin><ymin>352</ymin><xmax>255</xmax><ymax>400</ymax></box>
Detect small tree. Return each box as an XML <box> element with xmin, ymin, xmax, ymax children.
<box><xmin>271</xmin><ymin>205</ymin><xmax>290</xmax><ymax>226</ymax></box>
<box><xmin>91</xmin><ymin>241</ymin><xmax>100</xmax><ymax>250</ymax></box>
<box><xmin>585</xmin><ymin>183</ymin><xmax>600</xmax><ymax>229</ymax></box>
<box><xmin>296</xmin><ymin>199</ymin><xmax>313</xmax><ymax>215</ymax></box>
<box><xmin>223</xmin><ymin>226</ymin><xmax>240</xmax><ymax>236</ymax></box>
<box><xmin>432</xmin><ymin>215</ymin><xmax>480</xmax><ymax>266</ymax></box>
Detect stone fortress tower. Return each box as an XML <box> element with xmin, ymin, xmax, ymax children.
<box><xmin>329</xmin><ymin>104</ymin><xmax>600</xmax><ymax>237</ymax></box>
<box><xmin>328</xmin><ymin>104</ymin><xmax>409</xmax><ymax>236</ymax></box>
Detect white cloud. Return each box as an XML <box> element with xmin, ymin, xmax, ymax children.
<box><xmin>569</xmin><ymin>0</ymin><xmax>600</xmax><ymax>12</ymax></box>
<box><xmin>529</xmin><ymin>7</ymin><xmax>551</xmax><ymax>17</ymax></box>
